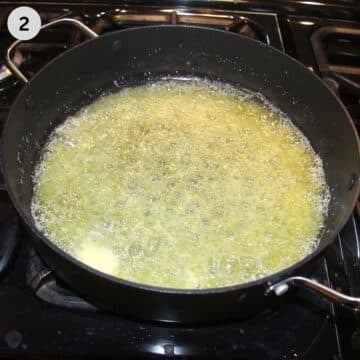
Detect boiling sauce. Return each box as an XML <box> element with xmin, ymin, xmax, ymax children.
<box><xmin>32</xmin><ymin>80</ymin><xmax>329</xmax><ymax>289</ymax></box>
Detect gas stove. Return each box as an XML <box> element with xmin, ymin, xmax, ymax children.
<box><xmin>0</xmin><ymin>1</ymin><xmax>359</xmax><ymax>359</ymax></box>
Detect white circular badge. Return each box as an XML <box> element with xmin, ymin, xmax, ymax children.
<box><xmin>7</xmin><ymin>7</ymin><xmax>41</xmax><ymax>41</ymax></box>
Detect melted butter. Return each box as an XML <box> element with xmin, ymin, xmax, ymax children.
<box><xmin>32</xmin><ymin>80</ymin><xmax>329</xmax><ymax>289</ymax></box>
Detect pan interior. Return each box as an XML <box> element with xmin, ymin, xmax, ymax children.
<box><xmin>30</xmin><ymin>78</ymin><xmax>330</xmax><ymax>289</ymax></box>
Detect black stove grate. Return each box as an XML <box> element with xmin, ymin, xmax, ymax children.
<box><xmin>0</xmin><ymin>192</ymin><xmax>21</xmax><ymax>277</ymax></box>
<box><xmin>286</xmin><ymin>16</ymin><xmax>360</xmax><ymax>134</ymax></box>
<box><xmin>311</xmin><ymin>25</ymin><xmax>360</xmax><ymax>132</ymax></box>
<box><xmin>26</xmin><ymin>246</ymin><xmax>97</xmax><ymax>312</ymax></box>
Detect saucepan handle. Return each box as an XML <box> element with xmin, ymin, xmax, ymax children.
<box><xmin>6</xmin><ymin>18</ymin><xmax>99</xmax><ymax>84</ymax></box>
<box><xmin>266</xmin><ymin>276</ymin><xmax>360</xmax><ymax>311</ymax></box>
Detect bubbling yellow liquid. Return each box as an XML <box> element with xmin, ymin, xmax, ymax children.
<box><xmin>32</xmin><ymin>80</ymin><xmax>329</xmax><ymax>289</ymax></box>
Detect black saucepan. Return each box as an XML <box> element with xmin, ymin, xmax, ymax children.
<box><xmin>2</xmin><ymin>18</ymin><xmax>360</xmax><ymax>322</ymax></box>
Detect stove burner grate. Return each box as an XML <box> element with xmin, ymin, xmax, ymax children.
<box><xmin>26</xmin><ymin>247</ymin><xmax>96</xmax><ymax>311</ymax></box>
<box><xmin>311</xmin><ymin>25</ymin><xmax>360</xmax><ymax>131</ymax></box>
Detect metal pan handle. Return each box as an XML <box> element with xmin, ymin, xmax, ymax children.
<box><xmin>266</xmin><ymin>276</ymin><xmax>360</xmax><ymax>311</ymax></box>
<box><xmin>6</xmin><ymin>18</ymin><xmax>98</xmax><ymax>84</ymax></box>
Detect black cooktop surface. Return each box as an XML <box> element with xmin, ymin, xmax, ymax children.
<box><xmin>0</xmin><ymin>1</ymin><xmax>359</xmax><ymax>359</ymax></box>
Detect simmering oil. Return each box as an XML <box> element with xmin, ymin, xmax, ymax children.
<box><xmin>32</xmin><ymin>79</ymin><xmax>329</xmax><ymax>289</ymax></box>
